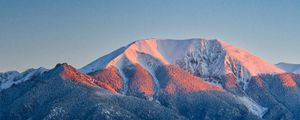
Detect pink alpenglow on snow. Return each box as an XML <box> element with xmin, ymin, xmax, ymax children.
<box><xmin>81</xmin><ymin>38</ymin><xmax>285</xmax><ymax>77</ymax></box>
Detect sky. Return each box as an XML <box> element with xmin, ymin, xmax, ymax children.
<box><xmin>0</xmin><ymin>0</ymin><xmax>300</xmax><ymax>72</ymax></box>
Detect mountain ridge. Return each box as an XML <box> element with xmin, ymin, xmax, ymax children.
<box><xmin>276</xmin><ymin>62</ymin><xmax>300</xmax><ymax>74</ymax></box>
<box><xmin>81</xmin><ymin>38</ymin><xmax>284</xmax><ymax>75</ymax></box>
<box><xmin>80</xmin><ymin>38</ymin><xmax>286</xmax><ymax>93</ymax></box>
<box><xmin>1</xmin><ymin>38</ymin><xmax>300</xmax><ymax>120</ymax></box>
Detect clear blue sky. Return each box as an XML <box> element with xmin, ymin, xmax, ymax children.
<box><xmin>0</xmin><ymin>0</ymin><xmax>299</xmax><ymax>72</ymax></box>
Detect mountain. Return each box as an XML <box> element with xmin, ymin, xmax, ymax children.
<box><xmin>1</xmin><ymin>38</ymin><xmax>300</xmax><ymax>120</ymax></box>
<box><xmin>0</xmin><ymin>67</ymin><xmax>47</xmax><ymax>91</ymax></box>
<box><xmin>0</xmin><ymin>63</ymin><xmax>184</xmax><ymax>120</ymax></box>
<box><xmin>81</xmin><ymin>38</ymin><xmax>285</xmax><ymax>93</ymax></box>
<box><xmin>80</xmin><ymin>38</ymin><xmax>300</xmax><ymax>119</ymax></box>
<box><xmin>81</xmin><ymin>39</ymin><xmax>283</xmax><ymax>76</ymax></box>
<box><xmin>276</xmin><ymin>62</ymin><xmax>300</xmax><ymax>74</ymax></box>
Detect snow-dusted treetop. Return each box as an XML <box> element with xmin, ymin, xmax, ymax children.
<box><xmin>80</xmin><ymin>38</ymin><xmax>284</xmax><ymax>77</ymax></box>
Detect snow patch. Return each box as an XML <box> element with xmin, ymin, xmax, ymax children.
<box><xmin>235</xmin><ymin>95</ymin><xmax>267</xmax><ymax>118</ymax></box>
<box><xmin>227</xmin><ymin>57</ymin><xmax>252</xmax><ymax>90</ymax></box>
<box><xmin>139</xmin><ymin>63</ymin><xmax>161</xmax><ymax>92</ymax></box>
<box><xmin>117</xmin><ymin>68</ymin><xmax>129</xmax><ymax>95</ymax></box>
<box><xmin>115</xmin><ymin>56</ymin><xmax>130</xmax><ymax>95</ymax></box>
<box><xmin>137</xmin><ymin>52</ymin><xmax>162</xmax><ymax>92</ymax></box>
<box><xmin>45</xmin><ymin>106</ymin><xmax>66</xmax><ymax>119</ymax></box>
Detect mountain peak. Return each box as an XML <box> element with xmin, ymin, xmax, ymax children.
<box><xmin>81</xmin><ymin>38</ymin><xmax>284</xmax><ymax>76</ymax></box>
<box><xmin>49</xmin><ymin>63</ymin><xmax>96</xmax><ymax>86</ymax></box>
<box><xmin>0</xmin><ymin>67</ymin><xmax>47</xmax><ymax>91</ymax></box>
<box><xmin>54</xmin><ymin>63</ymin><xmax>70</xmax><ymax>69</ymax></box>
<box><xmin>81</xmin><ymin>38</ymin><xmax>213</xmax><ymax>73</ymax></box>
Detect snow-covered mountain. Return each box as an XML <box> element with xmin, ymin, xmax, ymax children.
<box><xmin>0</xmin><ymin>67</ymin><xmax>47</xmax><ymax>91</ymax></box>
<box><xmin>276</xmin><ymin>62</ymin><xmax>300</xmax><ymax>74</ymax></box>
<box><xmin>1</xmin><ymin>38</ymin><xmax>300</xmax><ymax>120</ymax></box>
<box><xmin>77</xmin><ymin>38</ymin><xmax>300</xmax><ymax>119</ymax></box>
<box><xmin>81</xmin><ymin>39</ymin><xmax>283</xmax><ymax>76</ymax></box>
<box><xmin>81</xmin><ymin>38</ymin><xmax>286</xmax><ymax>93</ymax></box>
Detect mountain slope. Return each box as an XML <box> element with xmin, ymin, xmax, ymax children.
<box><xmin>81</xmin><ymin>38</ymin><xmax>286</xmax><ymax>93</ymax></box>
<box><xmin>276</xmin><ymin>62</ymin><xmax>300</xmax><ymax>74</ymax></box>
<box><xmin>79</xmin><ymin>38</ymin><xmax>299</xmax><ymax>119</ymax></box>
<box><xmin>0</xmin><ymin>63</ymin><xmax>184</xmax><ymax>120</ymax></box>
<box><xmin>81</xmin><ymin>39</ymin><xmax>284</xmax><ymax>76</ymax></box>
<box><xmin>1</xmin><ymin>38</ymin><xmax>299</xmax><ymax>120</ymax></box>
<box><xmin>0</xmin><ymin>67</ymin><xmax>47</xmax><ymax>91</ymax></box>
